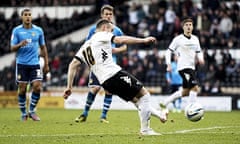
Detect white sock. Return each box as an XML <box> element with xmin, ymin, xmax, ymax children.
<box><xmin>164</xmin><ymin>90</ymin><xmax>182</xmax><ymax>106</ymax></box>
<box><xmin>189</xmin><ymin>91</ymin><xmax>197</xmax><ymax>103</ymax></box>
<box><xmin>136</xmin><ymin>93</ymin><xmax>151</xmax><ymax>132</ymax></box>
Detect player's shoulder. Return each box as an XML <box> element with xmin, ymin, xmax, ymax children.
<box><xmin>89</xmin><ymin>25</ymin><xmax>97</xmax><ymax>31</ymax></box>
<box><xmin>191</xmin><ymin>34</ymin><xmax>199</xmax><ymax>40</ymax></box>
<box><xmin>172</xmin><ymin>34</ymin><xmax>184</xmax><ymax>41</ymax></box>
<box><xmin>32</xmin><ymin>24</ymin><xmax>43</xmax><ymax>31</ymax></box>
<box><xmin>12</xmin><ymin>24</ymin><xmax>23</xmax><ymax>31</ymax></box>
<box><xmin>113</xmin><ymin>25</ymin><xmax>123</xmax><ymax>35</ymax></box>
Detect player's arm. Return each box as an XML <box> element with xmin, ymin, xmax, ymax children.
<box><xmin>196</xmin><ymin>39</ymin><xmax>205</xmax><ymax>65</ymax></box>
<box><xmin>40</xmin><ymin>45</ymin><xmax>49</xmax><ymax>74</ymax></box>
<box><xmin>165</xmin><ymin>49</ymin><xmax>173</xmax><ymax>72</ymax></box>
<box><xmin>10</xmin><ymin>40</ymin><xmax>28</xmax><ymax>52</ymax></box>
<box><xmin>63</xmin><ymin>58</ymin><xmax>81</xmax><ymax>99</ymax></box>
<box><xmin>112</xmin><ymin>36</ymin><xmax>156</xmax><ymax>45</ymax></box>
<box><xmin>196</xmin><ymin>51</ymin><xmax>205</xmax><ymax>65</ymax></box>
<box><xmin>112</xmin><ymin>44</ymin><xmax>127</xmax><ymax>54</ymax></box>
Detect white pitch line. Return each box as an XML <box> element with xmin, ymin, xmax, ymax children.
<box><xmin>163</xmin><ymin>126</ymin><xmax>239</xmax><ymax>134</ymax></box>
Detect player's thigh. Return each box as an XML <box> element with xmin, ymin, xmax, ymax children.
<box><xmin>88</xmin><ymin>72</ymin><xmax>101</xmax><ymax>87</ymax></box>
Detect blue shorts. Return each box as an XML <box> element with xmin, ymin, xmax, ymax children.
<box><xmin>16</xmin><ymin>64</ymin><xmax>42</xmax><ymax>84</ymax></box>
<box><xmin>88</xmin><ymin>72</ymin><xmax>100</xmax><ymax>87</ymax></box>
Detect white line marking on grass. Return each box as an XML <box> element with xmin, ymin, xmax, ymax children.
<box><xmin>164</xmin><ymin>126</ymin><xmax>240</xmax><ymax>134</ymax></box>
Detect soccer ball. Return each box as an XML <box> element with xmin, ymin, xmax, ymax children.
<box><xmin>185</xmin><ymin>103</ymin><xmax>204</xmax><ymax>122</ymax></box>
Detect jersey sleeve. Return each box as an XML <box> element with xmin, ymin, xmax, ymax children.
<box><xmin>112</xmin><ymin>26</ymin><xmax>124</xmax><ymax>47</ymax></box>
<box><xmin>86</xmin><ymin>25</ymin><xmax>96</xmax><ymax>40</ymax></box>
<box><xmin>195</xmin><ymin>37</ymin><xmax>201</xmax><ymax>52</ymax></box>
<box><xmin>113</xmin><ymin>26</ymin><xmax>124</xmax><ymax>36</ymax></box>
<box><xmin>168</xmin><ymin>37</ymin><xmax>178</xmax><ymax>51</ymax></box>
<box><xmin>39</xmin><ymin>28</ymin><xmax>46</xmax><ymax>46</ymax></box>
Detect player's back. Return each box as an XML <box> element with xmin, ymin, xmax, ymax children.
<box><xmin>77</xmin><ymin>32</ymin><xmax>121</xmax><ymax>84</ymax></box>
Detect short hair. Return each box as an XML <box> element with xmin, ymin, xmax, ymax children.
<box><xmin>21</xmin><ymin>8</ymin><xmax>31</xmax><ymax>16</ymax></box>
<box><xmin>96</xmin><ymin>19</ymin><xmax>111</xmax><ymax>29</ymax></box>
<box><xmin>182</xmin><ymin>17</ymin><xmax>193</xmax><ymax>25</ymax></box>
<box><xmin>101</xmin><ymin>4</ymin><xmax>114</xmax><ymax>14</ymax></box>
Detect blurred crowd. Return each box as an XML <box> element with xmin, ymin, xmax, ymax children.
<box><xmin>0</xmin><ymin>0</ymin><xmax>240</xmax><ymax>96</ymax></box>
<box><xmin>0</xmin><ymin>0</ymin><xmax>96</xmax><ymax>7</ymax></box>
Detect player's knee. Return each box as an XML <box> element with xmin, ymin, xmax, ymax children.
<box><xmin>191</xmin><ymin>85</ymin><xmax>199</xmax><ymax>93</ymax></box>
<box><xmin>32</xmin><ymin>84</ymin><xmax>42</xmax><ymax>93</ymax></box>
<box><xmin>91</xmin><ymin>86</ymin><xmax>101</xmax><ymax>94</ymax></box>
<box><xmin>18</xmin><ymin>84</ymin><xmax>27</xmax><ymax>94</ymax></box>
<box><xmin>182</xmin><ymin>89</ymin><xmax>189</xmax><ymax>96</ymax></box>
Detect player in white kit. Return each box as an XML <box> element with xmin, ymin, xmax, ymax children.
<box><xmin>160</xmin><ymin>17</ymin><xmax>205</xmax><ymax>109</ymax></box>
<box><xmin>63</xmin><ymin>19</ymin><xmax>168</xmax><ymax>136</ymax></box>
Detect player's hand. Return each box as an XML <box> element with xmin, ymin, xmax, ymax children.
<box><xmin>20</xmin><ymin>40</ymin><xmax>28</xmax><ymax>47</ymax></box>
<box><xmin>43</xmin><ymin>65</ymin><xmax>50</xmax><ymax>74</ymax></box>
<box><xmin>144</xmin><ymin>37</ymin><xmax>156</xmax><ymax>44</ymax></box>
<box><xmin>63</xmin><ymin>89</ymin><xmax>72</xmax><ymax>99</ymax></box>
<box><xmin>166</xmin><ymin>64</ymin><xmax>172</xmax><ymax>72</ymax></box>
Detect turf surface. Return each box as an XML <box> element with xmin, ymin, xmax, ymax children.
<box><xmin>0</xmin><ymin>108</ymin><xmax>239</xmax><ymax>144</ymax></box>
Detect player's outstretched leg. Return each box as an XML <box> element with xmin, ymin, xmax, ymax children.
<box><xmin>75</xmin><ymin>92</ymin><xmax>96</xmax><ymax>122</ymax></box>
<box><xmin>160</xmin><ymin>90</ymin><xmax>182</xmax><ymax>109</ymax></box>
<box><xmin>100</xmin><ymin>94</ymin><xmax>112</xmax><ymax>123</ymax></box>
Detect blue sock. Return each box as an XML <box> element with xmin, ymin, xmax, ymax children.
<box><xmin>101</xmin><ymin>94</ymin><xmax>112</xmax><ymax>119</ymax></box>
<box><xmin>82</xmin><ymin>92</ymin><xmax>96</xmax><ymax>117</ymax></box>
<box><xmin>29</xmin><ymin>92</ymin><xmax>40</xmax><ymax>113</ymax></box>
<box><xmin>18</xmin><ymin>94</ymin><xmax>27</xmax><ymax>115</ymax></box>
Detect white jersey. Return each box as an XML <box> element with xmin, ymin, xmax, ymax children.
<box><xmin>168</xmin><ymin>34</ymin><xmax>201</xmax><ymax>71</ymax></box>
<box><xmin>75</xmin><ymin>32</ymin><xmax>121</xmax><ymax>84</ymax></box>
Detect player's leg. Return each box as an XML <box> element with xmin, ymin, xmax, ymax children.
<box><xmin>189</xmin><ymin>85</ymin><xmax>199</xmax><ymax>103</ymax></box>
<box><xmin>102</xmin><ymin>70</ymin><xmax>165</xmax><ymax>134</ymax></box>
<box><xmin>160</xmin><ymin>88</ymin><xmax>183</xmax><ymax>108</ymax></box>
<box><xmin>17</xmin><ymin>82</ymin><xmax>28</xmax><ymax>121</ymax></box>
<box><xmin>28</xmin><ymin>80</ymin><xmax>42</xmax><ymax>121</ymax></box>
<box><xmin>28</xmin><ymin>65</ymin><xmax>42</xmax><ymax>121</ymax></box>
<box><xmin>186</xmin><ymin>69</ymin><xmax>199</xmax><ymax>104</ymax></box>
<box><xmin>16</xmin><ymin>64</ymin><xmax>29</xmax><ymax>121</ymax></box>
<box><xmin>160</xmin><ymin>69</ymin><xmax>194</xmax><ymax>108</ymax></box>
<box><xmin>135</xmin><ymin>88</ymin><xmax>167</xmax><ymax>135</ymax></box>
<box><xmin>100</xmin><ymin>91</ymin><xmax>112</xmax><ymax>123</ymax></box>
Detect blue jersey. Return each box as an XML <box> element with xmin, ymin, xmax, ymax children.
<box><xmin>11</xmin><ymin>24</ymin><xmax>45</xmax><ymax>65</ymax></box>
<box><xmin>86</xmin><ymin>24</ymin><xmax>124</xmax><ymax>62</ymax></box>
<box><xmin>166</xmin><ymin>61</ymin><xmax>182</xmax><ymax>85</ymax></box>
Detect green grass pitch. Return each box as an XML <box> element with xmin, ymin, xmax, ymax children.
<box><xmin>0</xmin><ymin>108</ymin><xmax>239</xmax><ymax>144</ymax></box>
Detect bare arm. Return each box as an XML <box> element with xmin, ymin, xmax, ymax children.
<box><xmin>113</xmin><ymin>36</ymin><xmax>156</xmax><ymax>45</ymax></box>
<box><xmin>63</xmin><ymin>58</ymin><xmax>81</xmax><ymax>99</ymax></box>
<box><xmin>165</xmin><ymin>49</ymin><xmax>172</xmax><ymax>72</ymax></box>
<box><xmin>112</xmin><ymin>44</ymin><xmax>127</xmax><ymax>54</ymax></box>
<box><xmin>40</xmin><ymin>45</ymin><xmax>49</xmax><ymax>74</ymax></box>
<box><xmin>196</xmin><ymin>52</ymin><xmax>205</xmax><ymax>65</ymax></box>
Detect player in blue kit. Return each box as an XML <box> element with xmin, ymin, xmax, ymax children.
<box><xmin>75</xmin><ymin>5</ymin><xmax>127</xmax><ymax>123</ymax></box>
<box><xmin>10</xmin><ymin>8</ymin><xmax>49</xmax><ymax>121</ymax></box>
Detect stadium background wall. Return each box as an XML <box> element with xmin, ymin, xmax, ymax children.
<box><xmin>0</xmin><ymin>91</ymin><xmax>237</xmax><ymax>111</ymax></box>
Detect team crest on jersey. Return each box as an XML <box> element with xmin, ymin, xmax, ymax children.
<box><xmin>120</xmin><ymin>76</ymin><xmax>131</xmax><ymax>86</ymax></box>
<box><xmin>32</xmin><ymin>32</ymin><xmax>36</xmax><ymax>37</ymax></box>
